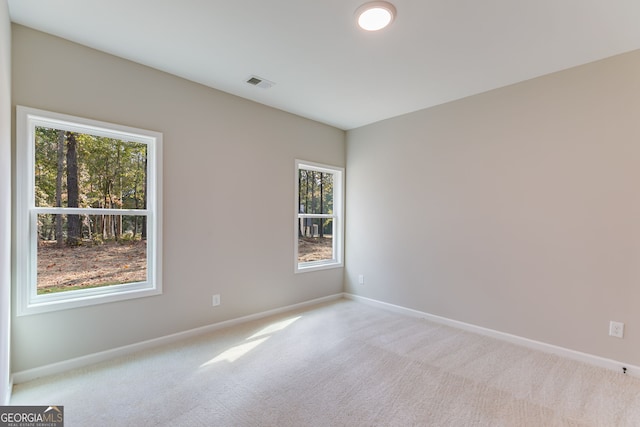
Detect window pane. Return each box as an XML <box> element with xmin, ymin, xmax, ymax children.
<box><xmin>34</xmin><ymin>127</ymin><xmax>147</xmax><ymax>209</ymax></box>
<box><xmin>298</xmin><ymin>218</ymin><xmax>333</xmax><ymax>263</ymax></box>
<box><xmin>298</xmin><ymin>169</ymin><xmax>333</xmax><ymax>215</ymax></box>
<box><xmin>37</xmin><ymin>214</ymin><xmax>147</xmax><ymax>295</ymax></box>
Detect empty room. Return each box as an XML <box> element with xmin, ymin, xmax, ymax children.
<box><xmin>2</xmin><ymin>1</ymin><xmax>640</xmax><ymax>425</ymax></box>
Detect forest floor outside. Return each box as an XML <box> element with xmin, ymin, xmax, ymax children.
<box><xmin>298</xmin><ymin>236</ymin><xmax>333</xmax><ymax>262</ymax></box>
<box><xmin>37</xmin><ymin>240</ymin><xmax>147</xmax><ymax>293</ymax></box>
<box><xmin>37</xmin><ymin>236</ymin><xmax>333</xmax><ymax>293</ymax></box>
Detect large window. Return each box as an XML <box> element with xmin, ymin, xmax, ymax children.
<box><xmin>295</xmin><ymin>160</ymin><xmax>344</xmax><ymax>273</ymax></box>
<box><xmin>16</xmin><ymin>106</ymin><xmax>162</xmax><ymax>315</ymax></box>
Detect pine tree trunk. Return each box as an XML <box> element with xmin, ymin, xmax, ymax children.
<box><xmin>319</xmin><ymin>172</ymin><xmax>324</xmax><ymax>238</ymax></box>
<box><xmin>133</xmin><ymin>154</ymin><xmax>140</xmax><ymax>238</ymax></box>
<box><xmin>310</xmin><ymin>172</ymin><xmax>316</xmax><ymax>237</ymax></box>
<box><xmin>55</xmin><ymin>130</ymin><xmax>65</xmax><ymax>247</ymax></box>
<box><xmin>66</xmin><ymin>132</ymin><xmax>81</xmax><ymax>246</ymax></box>
<box><xmin>141</xmin><ymin>152</ymin><xmax>148</xmax><ymax>240</ymax></box>
<box><xmin>298</xmin><ymin>170</ymin><xmax>303</xmax><ymax>238</ymax></box>
<box><xmin>304</xmin><ymin>172</ymin><xmax>310</xmax><ymax>236</ymax></box>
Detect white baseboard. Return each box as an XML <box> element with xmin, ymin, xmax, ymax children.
<box><xmin>13</xmin><ymin>292</ymin><xmax>637</xmax><ymax>385</ymax></box>
<box><xmin>344</xmin><ymin>293</ymin><xmax>640</xmax><ymax>379</ymax></box>
<box><xmin>11</xmin><ymin>293</ymin><xmax>343</xmax><ymax>384</ymax></box>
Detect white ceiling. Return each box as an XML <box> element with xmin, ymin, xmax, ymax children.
<box><xmin>8</xmin><ymin>0</ymin><xmax>640</xmax><ymax>130</ymax></box>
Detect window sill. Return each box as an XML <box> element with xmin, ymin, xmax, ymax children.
<box><xmin>295</xmin><ymin>260</ymin><xmax>344</xmax><ymax>274</ymax></box>
<box><xmin>17</xmin><ymin>284</ymin><xmax>161</xmax><ymax>316</ymax></box>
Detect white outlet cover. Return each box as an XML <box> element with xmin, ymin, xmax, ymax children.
<box><xmin>212</xmin><ymin>294</ymin><xmax>221</xmax><ymax>306</ymax></box>
<box><xmin>609</xmin><ymin>321</ymin><xmax>624</xmax><ymax>338</ymax></box>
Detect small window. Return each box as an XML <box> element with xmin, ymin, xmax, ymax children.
<box><xmin>295</xmin><ymin>160</ymin><xmax>344</xmax><ymax>273</ymax></box>
<box><xmin>16</xmin><ymin>106</ymin><xmax>162</xmax><ymax>315</ymax></box>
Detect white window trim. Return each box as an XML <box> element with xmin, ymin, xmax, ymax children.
<box><xmin>16</xmin><ymin>106</ymin><xmax>163</xmax><ymax>316</ymax></box>
<box><xmin>295</xmin><ymin>159</ymin><xmax>344</xmax><ymax>273</ymax></box>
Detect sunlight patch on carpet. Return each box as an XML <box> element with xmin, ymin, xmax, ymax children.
<box><xmin>201</xmin><ymin>315</ymin><xmax>302</xmax><ymax>366</ymax></box>
<box><xmin>247</xmin><ymin>316</ymin><xmax>301</xmax><ymax>340</ymax></box>
<box><xmin>201</xmin><ymin>337</ymin><xmax>270</xmax><ymax>365</ymax></box>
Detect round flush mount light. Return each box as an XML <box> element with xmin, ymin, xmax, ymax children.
<box><xmin>355</xmin><ymin>1</ymin><xmax>396</xmax><ymax>31</ymax></box>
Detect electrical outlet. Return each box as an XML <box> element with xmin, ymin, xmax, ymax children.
<box><xmin>609</xmin><ymin>321</ymin><xmax>624</xmax><ymax>338</ymax></box>
<box><xmin>358</xmin><ymin>274</ymin><xmax>364</xmax><ymax>285</ymax></box>
<box><xmin>212</xmin><ymin>294</ymin><xmax>221</xmax><ymax>307</ymax></box>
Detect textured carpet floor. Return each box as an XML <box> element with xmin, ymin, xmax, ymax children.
<box><xmin>11</xmin><ymin>299</ymin><xmax>640</xmax><ymax>426</ymax></box>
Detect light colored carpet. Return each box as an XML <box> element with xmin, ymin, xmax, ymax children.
<box><xmin>11</xmin><ymin>299</ymin><xmax>640</xmax><ymax>426</ymax></box>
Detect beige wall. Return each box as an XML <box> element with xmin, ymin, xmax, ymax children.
<box><xmin>12</xmin><ymin>20</ymin><xmax>640</xmax><ymax>374</ymax></box>
<box><xmin>11</xmin><ymin>25</ymin><xmax>345</xmax><ymax>372</ymax></box>
<box><xmin>1</xmin><ymin>0</ymin><xmax>12</xmax><ymax>404</ymax></box>
<box><xmin>346</xmin><ymin>50</ymin><xmax>640</xmax><ymax>366</ymax></box>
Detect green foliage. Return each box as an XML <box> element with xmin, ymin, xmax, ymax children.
<box><xmin>34</xmin><ymin>127</ymin><xmax>60</xmax><ymax>207</ymax></box>
<box><xmin>118</xmin><ymin>231</ymin><xmax>138</xmax><ymax>243</ymax></box>
<box><xmin>34</xmin><ymin>127</ymin><xmax>148</xmax><ymax>244</ymax></box>
<box><xmin>298</xmin><ymin>169</ymin><xmax>334</xmax><ymax>215</ymax></box>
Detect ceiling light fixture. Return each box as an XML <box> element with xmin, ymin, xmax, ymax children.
<box><xmin>355</xmin><ymin>1</ymin><xmax>396</xmax><ymax>31</ymax></box>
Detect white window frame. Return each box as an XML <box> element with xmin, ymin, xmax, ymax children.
<box><xmin>16</xmin><ymin>106</ymin><xmax>163</xmax><ymax>316</ymax></box>
<box><xmin>295</xmin><ymin>159</ymin><xmax>344</xmax><ymax>273</ymax></box>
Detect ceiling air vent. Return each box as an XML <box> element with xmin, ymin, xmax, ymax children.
<box><xmin>246</xmin><ymin>75</ymin><xmax>275</xmax><ymax>89</ymax></box>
